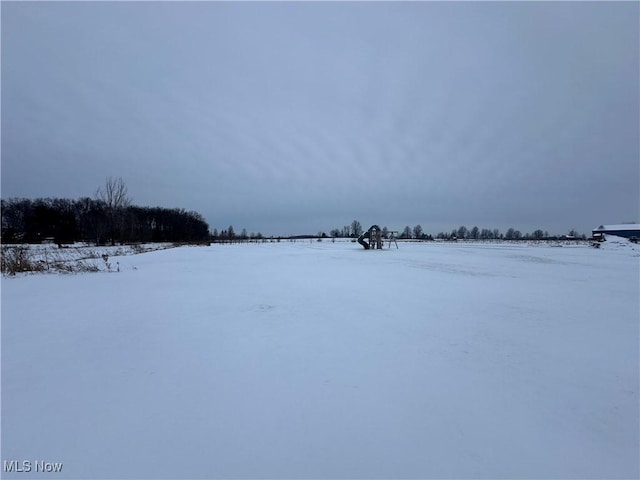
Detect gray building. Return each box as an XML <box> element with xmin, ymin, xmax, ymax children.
<box><xmin>592</xmin><ymin>224</ymin><xmax>640</xmax><ymax>239</ymax></box>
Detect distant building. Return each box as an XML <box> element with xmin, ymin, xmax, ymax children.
<box><xmin>592</xmin><ymin>224</ymin><xmax>640</xmax><ymax>239</ymax></box>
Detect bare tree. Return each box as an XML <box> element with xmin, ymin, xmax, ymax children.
<box><xmin>96</xmin><ymin>177</ymin><xmax>131</xmax><ymax>245</ymax></box>
<box><xmin>505</xmin><ymin>227</ymin><xmax>516</xmax><ymax>240</ymax></box>
<box><xmin>97</xmin><ymin>177</ymin><xmax>130</xmax><ymax>210</ymax></box>
<box><xmin>351</xmin><ymin>220</ymin><xmax>363</xmax><ymax>237</ymax></box>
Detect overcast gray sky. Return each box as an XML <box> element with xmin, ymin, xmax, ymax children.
<box><xmin>2</xmin><ymin>1</ymin><xmax>638</xmax><ymax>236</ymax></box>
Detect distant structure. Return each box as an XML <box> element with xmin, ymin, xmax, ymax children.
<box><xmin>592</xmin><ymin>224</ymin><xmax>640</xmax><ymax>240</ymax></box>
<box><xmin>386</xmin><ymin>231</ymin><xmax>399</xmax><ymax>249</ymax></box>
<box><xmin>357</xmin><ymin>225</ymin><xmax>383</xmax><ymax>250</ymax></box>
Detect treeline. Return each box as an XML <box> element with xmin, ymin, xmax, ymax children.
<box><xmin>329</xmin><ymin>221</ymin><xmax>433</xmax><ymax>240</ymax></box>
<box><xmin>327</xmin><ymin>220</ymin><xmax>586</xmax><ymax>241</ymax></box>
<box><xmin>1</xmin><ymin>197</ymin><xmax>210</xmax><ymax>245</ymax></box>
<box><xmin>211</xmin><ymin>226</ymin><xmax>267</xmax><ymax>242</ymax></box>
<box><xmin>433</xmin><ymin>225</ymin><xmax>586</xmax><ymax>241</ymax></box>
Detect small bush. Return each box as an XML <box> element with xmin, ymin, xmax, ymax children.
<box><xmin>1</xmin><ymin>245</ymin><xmax>46</xmax><ymax>275</ymax></box>
<box><xmin>1</xmin><ymin>245</ymin><xmax>103</xmax><ymax>275</ymax></box>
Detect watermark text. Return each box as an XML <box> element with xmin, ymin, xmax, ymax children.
<box><xmin>3</xmin><ymin>460</ymin><xmax>63</xmax><ymax>473</ymax></box>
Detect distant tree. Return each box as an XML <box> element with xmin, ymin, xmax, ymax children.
<box><xmin>1</xmin><ymin>198</ymin><xmax>29</xmax><ymax>242</ymax></box>
<box><xmin>72</xmin><ymin>198</ymin><xmax>108</xmax><ymax>245</ymax></box>
<box><xmin>240</xmin><ymin>228</ymin><xmax>248</xmax><ymax>240</ymax></box>
<box><xmin>330</xmin><ymin>228</ymin><xmax>341</xmax><ymax>237</ymax></box>
<box><xmin>457</xmin><ymin>225</ymin><xmax>468</xmax><ymax>239</ymax></box>
<box><xmin>227</xmin><ymin>225</ymin><xmax>235</xmax><ymax>239</ymax></box>
<box><xmin>402</xmin><ymin>226</ymin><xmax>412</xmax><ymax>239</ymax></box>
<box><xmin>351</xmin><ymin>220</ymin><xmax>363</xmax><ymax>237</ymax></box>
<box><xmin>493</xmin><ymin>228</ymin><xmax>501</xmax><ymax>239</ymax></box>
<box><xmin>96</xmin><ymin>177</ymin><xmax>131</xmax><ymax>245</ymax></box>
<box><xmin>382</xmin><ymin>226</ymin><xmax>389</xmax><ymax>238</ymax></box>
<box><xmin>413</xmin><ymin>224</ymin><xmax>423</xmax><ymax>239</ymax></box>
<box><xmin>505</xmin><ymin>228</ymin><xmax>516</xmax><ymax>240</ymax></box>
<box><xmin>51</xmin><ymin>198</ymin><xmax>78</xmax><ymax>245</ymax></box>
<box><xmin>532</xmin><ymin>229</ymin><xmax>545</xmax><ymax>239</ymax></box>
<box><xmin>29</xmin><ymin>199</ymin><xmax>58</xmax><ymax>242</ymax></box>
<box><xmin>469</xmin><ymin>226</ymin><xmax>479</xmax><ymax>240</ymax></box>
<box><xmin>513</xmin><ymin>230</ymin><xmax>522</xmax><ymax>240</ymax></box>
<box><xmin>342</xmin><ymin>225</ymin><xmax>351</xmax><ymax>238</ymax></box>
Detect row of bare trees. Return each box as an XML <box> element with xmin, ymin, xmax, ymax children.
<box><xmin>326</xmin><ymin>220</ymin><xmax>585</xmax><ymax>241</ymax></box>
<box><xmin>434</xmin><ymin>225</ymin><xmax>586</xmax><ymax>240</ymax></box>
<box><xmin>1</xmin><ymin>178</ymin><xmax>210</xmax><ymax>245</ymax></box>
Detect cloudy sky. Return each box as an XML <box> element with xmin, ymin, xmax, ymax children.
<box><xmin>2</xmin><ymin>1</ymin><xmax>638</xmax><ymax>236</ymax></box>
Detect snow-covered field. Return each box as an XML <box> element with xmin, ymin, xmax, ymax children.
<box><xmin>2</xmin><ymin>238</ymin><xmax>639</xmax><ymax>479</ymax></box>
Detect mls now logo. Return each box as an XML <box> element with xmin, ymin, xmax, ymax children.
<box><xmin>4</xmin><ymin>460</ymin><xmax>63</xmax><ymax>473</ymax></box>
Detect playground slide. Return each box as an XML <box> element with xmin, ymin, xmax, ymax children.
<box><xmin>358</xmin><ymin>225</ymin><xmax>381</xmax><ymax>249</ymax></box>
<box><xmin>357</xmin><ymin>230</ymin><xmax>371</xmax><ymax>249</ymax></box>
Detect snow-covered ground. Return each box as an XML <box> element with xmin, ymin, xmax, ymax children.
<box><xmin>2</xmin><ymin>238</ymin><xmax>638</xmax><ymax>479</ymax></box>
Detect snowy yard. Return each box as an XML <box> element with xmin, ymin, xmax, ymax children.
<box><xmin>2</xmin><ymin>239</ymin><xmax>638</xmax><ymax>479</ymax></box>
